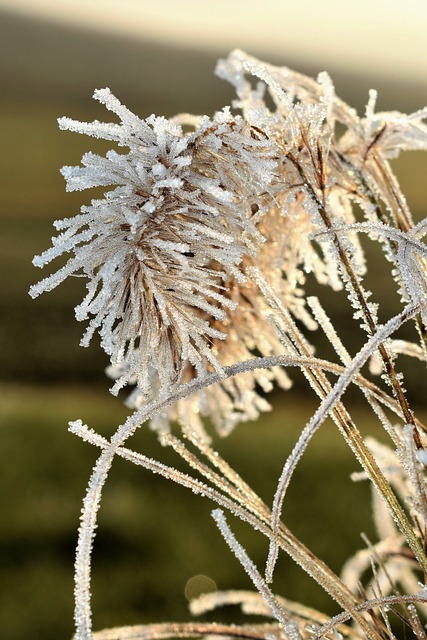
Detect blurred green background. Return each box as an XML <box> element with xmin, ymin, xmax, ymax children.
<box><xmin>0</xmin><ymin>3</ymin><xmax>426</xmax><ymax>639</ymax></box>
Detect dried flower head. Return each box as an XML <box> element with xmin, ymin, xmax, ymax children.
<box><xmin>115</xmin><ymin>200</ymin><xmax>329</xmax><ymax>438</ymax></box>
<box><xmin>30</xmin><ymin>88</ymin><xmax>279</xmax><ymax>398</ymax></box>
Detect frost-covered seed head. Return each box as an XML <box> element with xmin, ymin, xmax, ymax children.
<box><xmin>29</xmin><ymin>88</ymin><xmax>279</xmax><ymax>398</ymax></box>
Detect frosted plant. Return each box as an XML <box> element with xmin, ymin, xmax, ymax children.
<box><xmin>30</xmin><ymin>89</ymin><xmax>279</xmax><ymax>399</ymax></box>
<box><xmin>31</xmin><ymin>50</ymin><xmax>427</xmax><ymax>640</ymax></box>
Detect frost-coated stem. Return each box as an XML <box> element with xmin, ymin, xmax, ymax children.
<box><xmin>71</xmin><ymin>423</ymin><xmax>382</xmax><ymax>637</ymax></box>
<box><xmin>268</xmin><ymin>303</ymin><xmax>427</xmax><ymax>579</ymax></box>
<box><xmin>312</xmin><ymin>594</ymin><xmax>427</xmax><ymax>640</ymax></box>
<box><xmin>212</xmin><ymin>509</ymin><xmax>300</xmax><ymax>635</ymax></box>
<box><xmin>252</xmin><ymin>267</ymin><xmax>425</xmax><ymax>581</ymax></box>
<box><xmin>89</xmin><ymin>621</ymin><xmax>280</xmax><ymax>640</ymax></box>
<box><xmin>288</xmin><ymin>152</ymin><xmax>418</xmax><ymax>436</ymax></box>
<box><xmin>321</xmin><ymin>208</ymin><xmax>417</xmax><ymax>431</ymax></box>
<box><xmin>370</xmin><ymin>153</ymin><xmax>414</xmax><ymax>232</ymax></box>
<box><xmin>72</xmin><ymin>325</ymin><xmax>424</xmax><ymax>639</ymax></box>
<box><xmin>74</xmin><ymin>448</ymin><xmax>117</xmax><ymax>639</ymax></box>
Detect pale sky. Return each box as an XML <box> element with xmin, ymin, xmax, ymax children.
<box><xmin>1</xmin><ymin>0</ymin><xmax>426</xmax><ymax>84</ymax></box>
